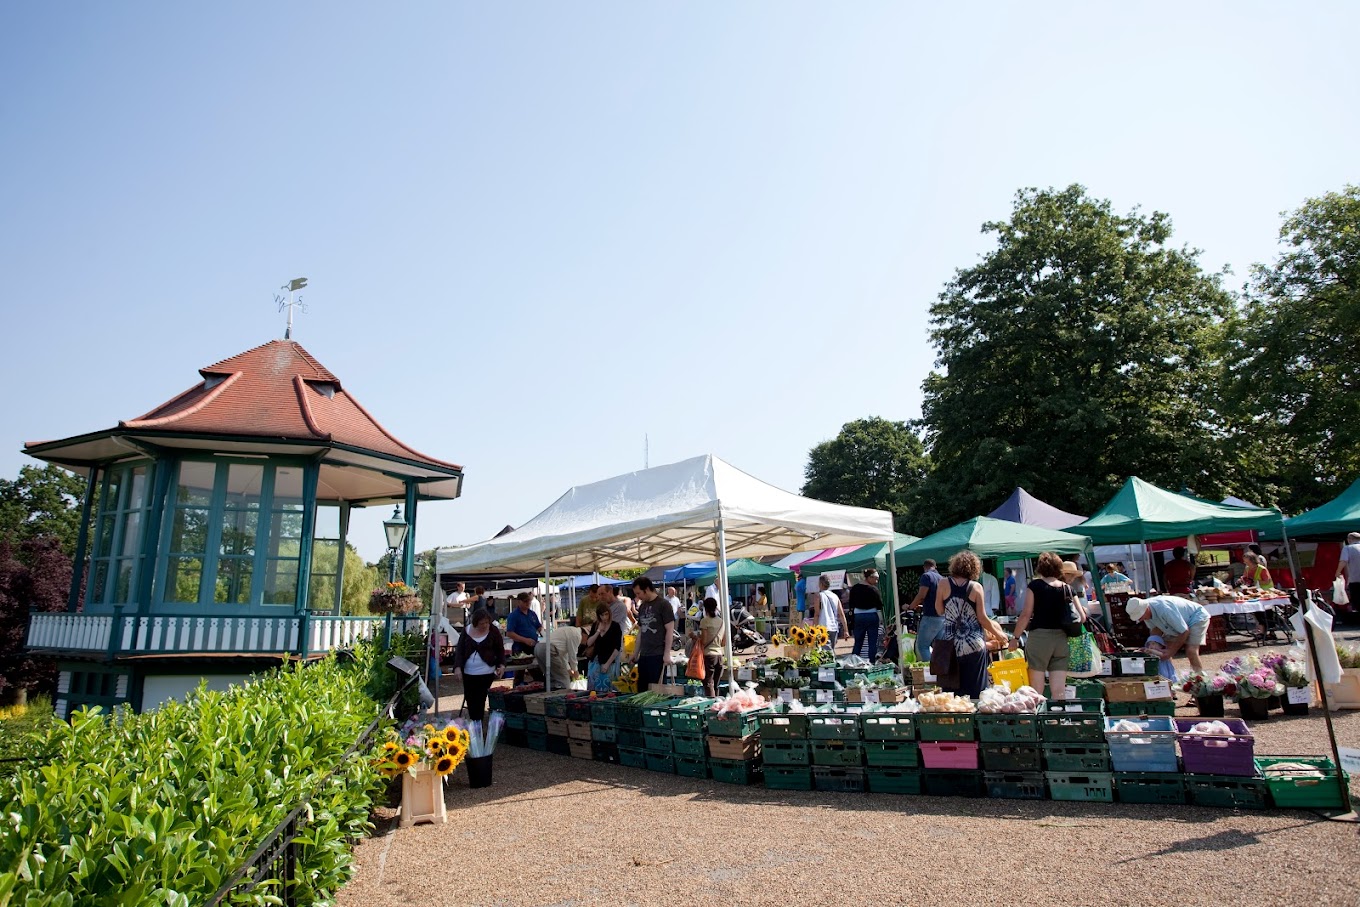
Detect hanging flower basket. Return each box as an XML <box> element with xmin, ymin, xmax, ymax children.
<box><xmin>369</xmin><ymin>582</ymin><xmax>424</xmax><ymax>615</ymax></box>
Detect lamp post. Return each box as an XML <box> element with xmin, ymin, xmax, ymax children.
<box><xmin>383</xmin><ymin>506</ymin><xmax>409</xmax><ymax>647</ymax></box>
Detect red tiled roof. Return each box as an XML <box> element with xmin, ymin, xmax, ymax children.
<box><xmin>118</xmin><ymin>339</ymin><xmax>460</xmax><ymax>471</ymax></box>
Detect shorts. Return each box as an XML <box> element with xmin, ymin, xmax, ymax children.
<box><xmin>1024</xmin><ymin>629</ymin><xmax>1070</xmax><ymax>672</ymax></box>
<box><xmin>1187</xmin><ymin>619</ymin><xmax>1209</xmax><ymax>647</ymax></box>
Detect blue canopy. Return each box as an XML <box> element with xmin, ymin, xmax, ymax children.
<box><xmin>663</xmin><ymin>561</ymin><xmax>719</xmax><ymax>582</ymax></box>
<box><xmin>987</xmin><ymin>487</ymin><xmax>1087</xmax><ymax>530</ymax></box>
<box><xmin>556</xmin><ymin>573</ymin><xmax>633</xmax><ymax>590</ymax></box>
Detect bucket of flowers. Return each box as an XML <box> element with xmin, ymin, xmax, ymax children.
<box><xmin>613</xmin><ymin>663</ymin><xmax>638</xmax><ymax>694</ymax></box>
<box><xmin>1235</xmin><ymin>664</ymin><xmax>1285</xmax><ymax>721</ymax></box>
<box><xmin>1272</xmin><ymin>653</ymin><xmax>1311</xmax><ymax>715</ymax></box>
<box><xmin>369</xmin><ymin>580</ymin><xmax>424</xmax><ymax>615</ymax></box>
<box><xmin>374</xmin><ymin>720</ymin><xmax>471</xmax><ymax>827</ymax></box>
<box><xmin>1180</xmin><ymin>671</ymin><xmax>1230</xmax><ymax>717</ymax></box>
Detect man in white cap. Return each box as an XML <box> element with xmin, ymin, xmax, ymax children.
<box><xmin>1125</xmin><ymin>595</ymin><xmax>1210</xmax><ymax>672</ymax></box>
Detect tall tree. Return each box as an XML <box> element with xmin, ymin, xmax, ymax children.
<box><xmin>1229</xmin><ymin>185</ymin><xmax>1360</xmax><ymax>513</ymax></box>
<box><xmin>919</xmin><ymin>185</ymin><xmax>1238</xmax><ymax>526</ymax></box>
<box><xmin>0</xmin><ymin>465</ymin><xmax>87</xmax><ymax>556</ymax></box>
<box><xmin>0</xmin><ymin>537</ymin><xmax>71</xmax><ymax>698</ymax></box>
<box><xmin>801</xmin><ymin>417</ymin><xmax>931</xmax><ymax>533</ymax></box>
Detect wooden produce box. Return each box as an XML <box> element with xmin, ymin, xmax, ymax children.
<box><xmin>524</xmin><ymin>691</ymin><xmax>570</xmax><ymax>716</ymax></box>
<box><xmin>909</xmin><ymin>666</ymin><xmax>938</xmax><ymax>688</ymax></box>
<box><xmin>1101</xmin><ymin>677</ymin><xmax>1174</xmax><ymax>703</ymax></box>
<box><xmin>846</xmin><ymin>687</ymin><xmax>910</xmax><ymax>705</ymax></box>
<box><xmin>546</xmin><ymin>717</ymin><xmax>569</xmax><ymax>736</ymax></box>
<box><xmin>568</xmin><ymin>738</ymin><xmax>594</xmax><ymax>760</ymax></box>
<box><xmin>708</xmin><ymin>734</ymin><xmax>761</xmax><ymax>762</ymax></box>
<box><xmin>567</xmin><ymin>720</ymin><xmax>592</xmax><ymax>741</ymax></box>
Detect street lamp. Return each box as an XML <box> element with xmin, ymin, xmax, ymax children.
<box><xmin>382</xmin><ymin>506</ymin><xmax>408</xmax><ymax>647</ymax></box>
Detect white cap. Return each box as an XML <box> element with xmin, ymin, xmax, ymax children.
<box><xmin>1125</xmin><ymin>597</ymin><xmax>1149</xmax><ymax>621</ymax></box>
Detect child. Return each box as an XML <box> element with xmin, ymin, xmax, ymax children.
<box><xmin>1142</xmin><ymin>633</ymin><xmax>1178</xmax><ymax>681</ymax></box>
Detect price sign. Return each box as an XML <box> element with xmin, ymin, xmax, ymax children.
<box><xmin>784</xmin><ymin>669</ymin><xmax>801</xmax><ymax>682</ymax></box>
<box><xmin>1064</xmin><ymin>685</ymin><xmax>1077</xmax><ymax>699</ymax></box>
<box><xmin>923</xmin><ymin>669</ymin><xmax>937</xmax><ymax>683</ymax></box>
<box><xmin>737</xmin><ymin>668</ymin><xmax>752</xmax><ymax>682</ymax></box>
<box><xmin>779</xmin><ymin>688</ymin><xmax>794</xmax><ymax>703</ymax></box>
<box><xmin>818</xmin><ymin>666</ymin><xmax>836</xmax><ymax>683</ymax></box>
<box><xmin>1098</xmin><ymin>659</ymin><xmax>1113</xmax><ymax>677</ymax></box>
<box><xmin>1287</xmin><ymin>686</ymin><xmax>1311</xmax><ymax>705</ymax></box>
<box><xmin>1338</xmin><ymin>746</ymin><xmax>1360</xmax><ymax>777</ymax></box>
<box><xmin>1120</xmin><ymin>658</ymin><xmax>1144</xmax><ymax>675</ymax></box>
<box><xmin>862</xmin><ymin>689</ymin><xmax>880</xmax><ymax>704</ymax></box>
<box><xmin>1143</xmin><ymin>681</ymin><xmax>1171</xmax><ymax>699</ymax></box>
<box><xmin>816</xmin><ymin>689</ymin><xmax>834</xmax><ymax>703</ymax></box>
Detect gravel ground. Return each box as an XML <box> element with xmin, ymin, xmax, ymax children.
<box><xmin>338</xmin><ymin>634</ymin><xmax>1360</xmax><ymax>907</ymax></box>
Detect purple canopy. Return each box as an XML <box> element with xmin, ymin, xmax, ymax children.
<box><xmin>987</xmin><ymin>486</ymin><xmax>1087</xmax><ymax>530</ymax></box>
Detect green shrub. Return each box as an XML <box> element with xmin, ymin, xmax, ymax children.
<box><xmin>0</xmin><ymin>651</ymin><xmax>390</xmax><ymax>906</ymax></box>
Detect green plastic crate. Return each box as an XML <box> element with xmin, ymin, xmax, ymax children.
<box><xmin>1112</xmin><ymin>654</ymin><xmax>1160</xmax><ymax>677</ymax></box>
<box><xmin>591</xmin><ymin>741</ymin><xmax>619</xmax><ymax>763</ymax></box>
<box><xmin>615</xmin><ymin>727</ymin><xmax>645</xmax><ymax>750</ymax></box>
<box><xmin>615</xmin><ymin>699</ymin><xmax>646</xmax><ymax>729</ymax></box>
<box><xmin>800</xmin><ymin>689</ymin><xmax>847</xmax><ymax>706</ymax></box>
<box><xmin>1114</xmin><ymin>772</ymin><xmax>1186</xmax><ymax>805</ymax></box>
<box><xmin>504</xmin><ymin>711</ymin><xmax>527</xmax><ymax>731</ymax></box>
<box><xmin>671</xmin><ymin>699</ymin><xmax>716</xmax><ymax>734</ymax></box>
<box><xmin>502</xmin><ymin>728</ymin><xmax>527</xmax><ymax>748</ymax></box>
<box><xmin>675</xmin><ymin>754</ymin><xmax>709</xmax><ymax>779</ymax></box>
<box><xmin>866</xmin><ymin>767</ymin><xmax>922</xmax><ymax>794</ymax></box>
<box><xmin>1106</xmin><ymin>700</ymin><xmax>1176</xmax><ymax>717</ymax></box>
<box><xmin>1186</xmin><ymin>774</ymin><xmax>1269</xmax><ymax>810</ymax></box>
<box><xmin>525</xmin><ymin>715</ymin><xmax>548</xmax><ymax>735</ymax></box>
<box><xmin>644</xmin><ymin>751</ymin><xmax>676</xmax><ymax>774</ymax></box>
<box><xmin>863</xmin><ymin>740</ymin><xmax>920</xmax><ymax>768</ymax></box>
<box><xmin>762</xmin><ymin>740</ymin><xmax>812</xmax><ymax>766</ymax></box>
<box><xmin>618</xmin><ymin>746</ymin><xmax>647</xmax><ymax>769</ymax></box>
<box><xmin>706</xmin><ymin>708</ymin><xmax>766</xmax><ymax>738</ymax></box>
<box><xmin>922</xmin><ymin>770</ymin><xmax>985</xmax><ymax>798</ymax></box>
<box><xmin>1047</xmin><ymin>771</ymin><xmax>1114</xmax><ymax>802</ymax></box>
<box><xmin>758</xmin><ymin>708</ymin><xmax>811</xmax><ymax>740</ymax></box>
<box><xmin>981</xmin><ymin>744</ymin><xmax>1042</xmax><ymax>773</ymax></box>
<box><xmin>488</xmin><ymin>689</ymin><xmax>507</xmax><ymax>711</ymax></box>
<box><xmin>710</xmin><ymin>758</ymin><xmax>763</xmax><ymax>785</ymax></box>
<box><xmin>590</xmin><ymin>698</ymin><xmax>619</xmax><ymax>726</ymax></box>
<box><xmin>976</xmin><ymin>713</ymin><xmax>1041</xmax><ymax>743</ymax></box>
<box><xmin>590</xmin><ymin>723</ymin><xmax>617</xmax><ymax>744</ymax></box>
<box><xmin>1044</xmin><ymin>681</ymin><xmax>1105</xmax><ymax>701</ymax></box>
<box><xmin>527</xmin><ymin>732</ymin><xmax>548</xmax><ymax>752</ymax></box>
<box><xmin>546</xmin><ymin>735</ymin><xmax>570</xmax><ymax>756</ymax></box>
<box><xmin>642</xmin><ymin>729</ymin><xmax>673</xmax><ymax>753</ymax></box>
<box><xmin>1038</xmin><ymin>700</ymin><xmax>1106</xmax><ymax>743</ymax></box>
<box><xmin>642</xmin><ymin>698</ymin><xmax>684</xmax><ymax>730</ymax></box>
<box><xmin>859</xmin><ymin>712</ymin><xmax>917</xmax><ymax>741</ymax></box>
<box><xmin>1043</xmin><ymin>745</ymin><xmax>1110</xmax><ymax>773</ymax></box>
<box><xmin>764</xmin><ymin>766</ymin><xmax>814</xmax><ymax>791</ymax></box>
<box><xmin>1257</xmin><ymin>757</ymin><xmax>1350</xmax><ymax>810</ymax></box>
<box><xmin>672</xmin><ymin>732</ymin><xmax>706</xmax><ymax>757</ymax></box>
<box><xmin>809</xmin><ymin>709</ymin><xmax>861</xmax><ymax>740</ymax></box>
<box><xmin>813</xmin><ymin>766</ymin><xmax>866</xmax><ymax>793</ymax></box>
<box><xmin>984</xmin><ymin>771</ymin><xmax>1047</xmax><ymax>800</ymax></box>
<box><xmin>543</xmin><ymin>693</ymin><xmax>572</xmax><ymax>718</ymax></box>
<box><xmin>915</xmin><ymin>713</ymin><xmax>977</xmax><ymax>742</ymax></box>
<box><xmin>811</xmin><ymin>739</ymin><xmax>864</xmax><ymax>767</ymax></box>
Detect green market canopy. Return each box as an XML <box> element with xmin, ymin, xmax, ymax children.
<box><xmin>694</xmin><ymin>557</ymin><xmax>794</xmax><ymax>586</ymax></box>
<box><xmin>893</xmin><ymin>516</ymin><xmax>1092</xmax><ymax>566</ymax></box>
<box><xmin>1075</xmin><ymin>477</ymin><xmax>1283</xmax><ymax>545</ymax></box>
<box><xmin>797</xmin><ymin>534</ymin><xmax>921</xmax><ymax>576</ymax></box>
<box><xmin>1284</xmin><ymin>476</ymin><xmax>1360</xmax><ymax>539</ymax></box>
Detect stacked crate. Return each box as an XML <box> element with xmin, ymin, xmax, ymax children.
<box><xmin>978</xmin><ymin>710</ymin><xmax>1044</xmax><ymax>800</ymax></box>
<box><xmin>759</xmin><ymin>705</ymin><xmax>812</xmax><ymax>790</ymax></box>
<box><xmin>706</xmin><ymin>706</ymin><xmax>765</xmax><ymax>785</ymax></box>
<box><xmin>589</xmin><ymin>694</ymin><xmax>620</xmax><ymax>763</ymax></box>
<box><xmin>1175</xmin><ymin>718</ymin><xmax>1268</xmax><ymax>809</ymax></box>
<box><xmin>1038</xmin><ymin>699</ymin><xmax>1111</xmax><ymax>802</ymax></box>
<box><xmin>1104</xmin><ymin>716</ymin><xmax>1184</xmax><ymax>804</ymax></box>
<box><xmin>916</xmin><ymin>710</ymin><xmax>983</xmax><ymax>797</ymax></box>
<box><xmin>809</xmin><ymin>707</ymin><xmax>865</xmax><ymax>792</ymax></box>
<box><xmin>641</xmin><ymin>699</ymin><xmax>683</xmax><ymax>774</ymax></box>
<box><xmin>670</xmin><ymin>699</ymin><xmax>715</xmax><ymax>779</ymax></box>
<box><xmin>565</xmin><ymin>693</ymin><xmax>595</xmax><ymax>760</ymax></box>
<box><xmin>860</xmin><ymin>712</ymin><xmax>920</xmax><ymax>794</ymax></box>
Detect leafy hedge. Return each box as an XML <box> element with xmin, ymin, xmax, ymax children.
<box><xmin>0</xmin><ymin>639</ymin><xmax>407</xmax><ymax>907</ymax></box>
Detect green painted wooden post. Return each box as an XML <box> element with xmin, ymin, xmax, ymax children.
<box><xmin>68</xmin><ymin>468</ymin><xmax>99</xmax><ymax>611</ymax></box>
<box><xmin>107</xmin><ymin>605</ymin><xmax>123</xmax><ymax>662</ymax></box>
<box><xmin>135</xmin><ymin>458</ymin><xmax>174</xmax><ymax>614</ymax></box>
<box><xmin>333</xmin><ymin>503</ymin><xmax>350</xmax><ymax>615</ymax></box>
<box><xmin>296</xmin><ymin>463</ymin><xmax>320</xmax><ymax>658</ymax></box>
<box><xmin>402</xmin><ymin>481</ymin><xmax>417</xmax><ymax>587</ymax></box>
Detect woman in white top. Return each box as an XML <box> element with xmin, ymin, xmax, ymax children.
<box><xmin>452</xmin><ymin>610</ymin><xmax>506</xmax><ymax>721</ymax></box>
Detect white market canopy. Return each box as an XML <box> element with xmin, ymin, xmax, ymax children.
<box><xmin>436</xmin><ymin>454</ymin><xmax>896</xmax><ymax>574</ymax></box>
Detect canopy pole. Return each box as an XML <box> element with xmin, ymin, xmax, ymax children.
<box><xmin>543</xmin><ymin>559</ymin><xmax>552</xmax><ymax>694</ymax></box>
<box><xmin>887</xmin><ymin>536</ymin><xmax>900</xmax><ymax>667</ymax></box>
<box><xmin>716</xmin><ymin>518</ymin><xmax>734</xmax><ymax>695</ymax></box>
<box><xmin>1280</xmin><ymin>519</ymin><xmax>1354</xmax><ymax>818</ymax></box>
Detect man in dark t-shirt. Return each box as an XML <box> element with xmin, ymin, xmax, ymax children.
<box><xmin>628</xmin><ymin>577</ymin><xmax>675</xmax><ymax>692</ymax></box>
<box><xmin>910</xmin><ymin>560</ymin><xmax>943</xmax><ymax>661</ymax></box>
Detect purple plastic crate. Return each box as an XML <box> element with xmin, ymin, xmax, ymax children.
<box><xmin>1174</xmin><ymin>718</ymin><xmax>1255</xmax><ymax>777</ymax></box>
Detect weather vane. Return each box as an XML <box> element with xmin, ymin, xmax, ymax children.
<box><xmin>275</xmin><ymin>277</ymin><xmax>309</xmax><ymax>339</ymax></box>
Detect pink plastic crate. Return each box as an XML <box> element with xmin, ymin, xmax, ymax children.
<box><xmin>1174</xmin><ymin>718</ymin><xmax>1255</xmax><ymax>777</ymax></box>
<box><xmin>920</xmin><ymin>741</ymin><xmax>979</xmax><ymax>770</ymax></box>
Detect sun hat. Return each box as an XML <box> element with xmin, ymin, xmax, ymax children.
<box><xmin>1061</xmin><ymin>561</ymin><xmax>1080</xmax><ymax>579</ymax></box>
<box><xmin>1125</xmin><ymin>597</ymin><xmax>1149</xmax><ymax>621</ymax></box>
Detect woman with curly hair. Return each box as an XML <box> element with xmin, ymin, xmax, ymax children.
<box><xmin>933</xmin><ymin>550</ymin><xmax>1009</xmax><ymax>697</ymax></box>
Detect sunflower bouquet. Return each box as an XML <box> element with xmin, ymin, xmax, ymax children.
<box><xmin>375</xmin><ymin>720</ymin><xmax>471</xmax><ymax>779</ymax></box>
<box><xmin>613</xmin><ymin>663</ymin><xmax>639</xmax><ymax>693</ymax></box>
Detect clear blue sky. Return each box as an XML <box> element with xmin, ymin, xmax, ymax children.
<box><xmin>2</xmin><ymin>3</ymin><xmax>1356</xmax><ymax>561</ymax></box>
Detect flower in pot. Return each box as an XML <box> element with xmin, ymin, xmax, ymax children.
<box><xmin>368</xmin><ymin>581</ymin><xmax>424</xmax><ymax>615</ymax></box>
<box><xmin>1275</xmin><ymin>654</ymin><xmax>1311</xmax><ymax>714</ymax></box>
<box><xmin>1182</xmin><ymin>671</ymin><xmax>1228</xmax><ymax>716</ymax></box>
<box><xmin>1236</xmin><ymin>666</ymin><xmax>1284</xmax><ymax>720</ymax></box>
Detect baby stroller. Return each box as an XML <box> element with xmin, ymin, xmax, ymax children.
<box><xmin>729</xmin><ymin>606</ymin><xmax>768</xmax><ymax>655</ymax></box>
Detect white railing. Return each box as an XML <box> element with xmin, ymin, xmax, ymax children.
<box><xmin>28</xmin><ymin>611</ymin><xmax>430</xmax><ymax>657</ymax></box>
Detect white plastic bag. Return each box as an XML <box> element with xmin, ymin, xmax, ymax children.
<box><xmin>1334</xmin><ymin>577</ymin><xmax>1350</xmax><ymax>605</ymax></box>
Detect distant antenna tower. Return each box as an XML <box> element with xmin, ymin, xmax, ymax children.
<box><xmin>275</xmin><ymin>277</ymin><xmax>309</xmax><ymax>339</ymax></box>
